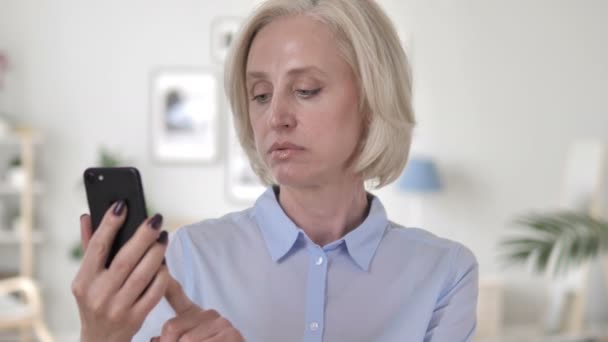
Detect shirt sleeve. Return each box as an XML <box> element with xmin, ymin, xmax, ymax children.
<box><xmin>424</xmin><ymin>244</ymin><xmax>479</xmax><ymax>342</ymax></box>
<box><xmin>131</xmin><ymin>230</ymin><xmax>190</xmax><ymax>342</ymax></box>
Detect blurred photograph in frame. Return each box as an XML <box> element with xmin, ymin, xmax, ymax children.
<box><xmin>150</xmin><ymin>68</ymin><xmax>219</xmax><ymax>164</ymax></box>
<box><xmin>210</xmin><ymin>17</ymin><xmax>242</xmax><ymax>64</ymax></box>
<box><xmin>225</xmin><ymin>110</ymin><xmax>265</xmax><ymax>203</ymax></box>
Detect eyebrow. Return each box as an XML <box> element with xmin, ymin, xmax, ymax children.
<box><xmin>246</xmin><ymin>66</ymin><xmax>327</xmax><ymax>81</ymax></box>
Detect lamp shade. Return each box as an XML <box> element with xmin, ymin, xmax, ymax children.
<box><xmin>399</xmin><ymin>157</ymin><xmax>442</xmax><ymax>193</ymax></box>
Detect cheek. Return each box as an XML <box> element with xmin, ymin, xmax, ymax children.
<box><xmin>312</xmin><ymin>110</ymin><xmax>362</xmax><ymax>157</ymax></box>
<box><xmin>319</xmin><ymin>87</ymin><xmax>363</xmax><ymax>135</ymax></box>
<box><xmin>247</xmin><ymin>115</ymin><xmax>266</xmax><ymax>158</ymax></box>
<box><xmin>249</xmin><ymin>113</ymin><xmax>265</xmax><ymax>140</ymax></box>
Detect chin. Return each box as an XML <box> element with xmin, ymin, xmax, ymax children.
<box><xmin>272</xmin><ymin>169</ymin><xmax>328</xmax><ymax>189</ymax></box>
<box><xmin>273</xmin><ymin>175</ymin><xmax>307</xmax><ymax>188</ymax></box>
<box><xmin>272</xmin><ymin>170</ymin><xmax>312</xmax><ymax>187</ymax></box>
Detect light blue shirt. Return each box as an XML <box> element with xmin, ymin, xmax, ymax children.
<box><xmin>133</xmin><ymin>185</ymin><xmax>478</xmax><ymax>342</ymax></box>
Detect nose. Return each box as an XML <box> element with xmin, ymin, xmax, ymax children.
<box><xmin>268</xmin><ymin>92</ymin><xmax>296</xmax><ymax>130</ymax></box>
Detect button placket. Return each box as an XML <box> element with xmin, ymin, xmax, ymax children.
<box><xmin>304</xmin><ymin>248</ymin><xmax>328</xmax><ymax>342</ymax></box>
<box><xmin>316</xmin><ymin>256</ymin><xmax>324</xmax><ymax>265</ymax></box>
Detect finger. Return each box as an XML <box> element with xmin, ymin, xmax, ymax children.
<box><xmin>81</xmin><ymin>200</ymin><xmax>127</xmax><ymax>271</ymax></box>
<box><xmin>71</xmin><ymin>214</ymin><xmax>97</xmax><ymax>295</ymax></box>
<box><xmin>76</xmin><ymin>202</ymin><xmax>126</xmax><ymax>283</ymax></box>
<box><xmin>181</xmin><ymin>314</ymin><xmax>233</xmax><ymax>341</ymax></box>
<box><xmin>205</xmin><ymin>327</ymin><xmax>244</xmax><ymax>342</ymax></box>
<box><xmin>80</xmin><ymin>214</ymin><xmax>93</xmax><ymax>252</ymax></box>
<box><xmin>111</xmin><ymin>231</ymin><xmax>168</xmax><ymax>309</ymax></box>
<box><xmin>107</xmin><ymin>214</ymin><xmax>164</xmax><ymax>283</ymax></box>
<box><xmin>132</xmin><ymin>265</ymin><xmax>170</xmax><ymax>320</ymax></box>
<box><xmin>160</xmin><ymin>309</ymin><xmax>219</xmax><ymax>342</ymax></box>
<box><xmin>165</xmin><ymin>274</ymin><xmax>195</xmax><ymax>314</ymax></box>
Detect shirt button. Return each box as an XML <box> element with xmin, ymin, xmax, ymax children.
<box><xmin>315</xmin><ymin>256</ymin><xmax>324</xmax><ymax>265</ymax></box>
<box><xmin>310</xmin><ymin>322</ymin><xmax>319</xmax><ymax>331</ymax></box>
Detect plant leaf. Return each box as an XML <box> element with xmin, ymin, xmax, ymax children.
<box><xmin>500</xmin><ymin>210</ymin><xmax>608</xmax><ymax>277</ymax></box>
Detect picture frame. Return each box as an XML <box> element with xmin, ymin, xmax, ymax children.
<box><xmin>225</xmin><ymin>110</ymin><xmax>266</xmax><ymax>203</ymax></box>
<box><xmin>210</xmin><ymin>17</ymin><xmax>242</xmax><ymax>64</ymax></box>
<box><xmin>150</xmin><ymin>67</ymin><xmax>219</xmax><ymax>164</ymax></box>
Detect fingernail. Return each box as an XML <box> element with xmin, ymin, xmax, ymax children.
<box><xmin>80</xmin><ymin>213</ymin><xmax>87</xmax><ymax>220</ymax></box>
<box><xmin>157</xmin><ymin>231</ymin><xmax>168</xmax><ymax>245</ymax></box>
<box><xmin>162</xmin><ymin>257</ymin><xmax>166</xmax><ymax>265</ymax></box>
<box><xmin>149</xmin><ymin>214</ymin><xmax>163</xmax><ymax>230</ymax></box>
<box><xmin>113</xmin><ymin>200</ymin><xmax>125</xmax><ymax>216</ymax></box>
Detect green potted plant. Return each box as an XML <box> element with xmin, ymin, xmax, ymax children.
<box><xmin>500</xmin><ymin>210</ymin><xmax>608</xmax><ymax>332</ymax></box>
<box><xmin>500</xmin><ymin>211</ymin><xmax>608</xmax><ymax>276</ymax></box>
<box><xmin>6</xmin><ymin>155</ymin><xmax>24</xmax><ymax>188</ymax></box>
<box><xmin>97</xmin><ymin>146</ymin><xmax>126</xmax><ymax>168</ymax></box>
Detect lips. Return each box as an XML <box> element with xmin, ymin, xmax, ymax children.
<box><xmin>268</xmin><ymin>141</ymin><xmax>305</xmax><ymax>154</ymax></box>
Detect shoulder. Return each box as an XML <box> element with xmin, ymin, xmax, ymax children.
<box><xmin>169</xmin><ymin>207</ymin><xmax>260</xmax><ymax>252</ymax></box>
<box><xmin>384</xmin><ymin>221</ymin><xmax>478</xmax><ymax>270</ymax></box>
<box><xmin>164</xmin><ymin>207</ymin><xmax>261</xmax><ymax>291</ymax></box>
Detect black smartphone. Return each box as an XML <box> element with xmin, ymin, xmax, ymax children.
<box><xmin>83</xmin><ymin>167</ymin><xmax>148</xmax><ymax>268</ymax></box>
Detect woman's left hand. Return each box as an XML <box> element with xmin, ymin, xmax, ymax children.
<box><xmin>151</xmin><ymin>276</ymin><xmax>244</xmax><ymax>342</ymax></box>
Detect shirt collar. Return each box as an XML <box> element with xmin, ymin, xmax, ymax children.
<box><xmin>254</xmin><ymin>185</ymin><xmax>301</xmax><ymax>263</ymax></box>
<box><xmin>253</xmin><ymin>185</ymin><xmax>389</xmax><ymax>271</ymax></box>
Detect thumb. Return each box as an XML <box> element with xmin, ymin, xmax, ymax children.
<box><xmin>165</xmin><ymin>275</ymin><xmax>195</xmax><ymax>314</ymax></box>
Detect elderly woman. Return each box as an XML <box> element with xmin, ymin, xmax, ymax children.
<box><xmin>72</xmin><ymin>0</ymin><xmax>478</xmax><ymax>341</ymax></box>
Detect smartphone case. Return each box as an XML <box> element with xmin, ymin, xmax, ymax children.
<box><xmin>83</xmin><ymin>167</ymin><xmax>148</xmax><ymax>268</ymax></box>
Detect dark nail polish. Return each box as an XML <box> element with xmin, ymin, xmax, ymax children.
<box><xmin>161</xmin><ymin>257</ymin><xmax>166</xmax><ymax>265</ymax></box>
<box><xmin>113</xmin><ymin>201</ymin><xmax>125</xmax><ymax>216</ymax></box>
<box><xmin>149</xmin><ymin>214</ymin><xmax>163</xmax><ymax>230</ymax></box>
<box><xmin>157</xmin><ymin>231</ymin><xmax>168</xmax><ymax>245</ymax></box>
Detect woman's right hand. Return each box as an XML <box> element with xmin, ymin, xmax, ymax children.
<box><xmin>72</xmin><ymin>201</ymin><xmax>170</xmax><ymax>342</ymax></box>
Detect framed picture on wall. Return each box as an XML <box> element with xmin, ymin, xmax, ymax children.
<box><xmin>225</xmin><ymin>110</ymin><xmax>266</xmax><ymax>202</ymax></box>
<box><xmin>210</xmin><ymin>17</ymin><xmax>242</xmax><ymax>64</ymax></box>
<box><xmin>150</xmin><ymin>68</ymin><xmax>219</xmax><ymax>164</ymax></box>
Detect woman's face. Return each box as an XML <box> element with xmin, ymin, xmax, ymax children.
<box><xmin>246</xmin><ymin>15</ymin><xmax>365</xmax><ymax>188</ymax></box>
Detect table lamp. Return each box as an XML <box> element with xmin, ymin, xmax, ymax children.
<box><xmin>398</xmin><ymin>157</ymin><xmax>442</xmax><ymax>227</ymax></box>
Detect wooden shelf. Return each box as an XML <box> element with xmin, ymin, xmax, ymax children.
<box><xmin>0</xmin><ymin>270</ymin><xmax>19</xmax><ymax>279</ymax></box>
<box><xmin>0</xmin><ymin>128</ymin><xmax>54</xmax><ymax>338</ymax></box>
<box><xmin>0</xmin><ymin>230</ymin><xmax>44</xmax><ymax>244</ymax></box>
<box><xmin>475</xmin><ymin>324</ymin><xmax>608</xmax><ymax>342</ymax></box>
<box><xmin>0</xmin><ymin>132</ymin><xmax>43</xmax><ymax>146</ymax></box>
<box><xmin>0</xmin><ymin>182</ymin><xmax>44</xmax><ymax>195</ymax></box>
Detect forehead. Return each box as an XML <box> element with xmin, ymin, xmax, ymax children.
<box><xmin>246</xmin><ymin>15</ymin><xmax>342</xmax><ymax>75</ymax></box>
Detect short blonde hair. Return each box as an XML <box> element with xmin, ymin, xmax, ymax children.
<box><xmin>224</xmin><ymin>0</ymin><xmax>415</xmax><ymax>189</ymax></box>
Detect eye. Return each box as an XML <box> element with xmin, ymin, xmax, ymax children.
<box><xmin>252</xmin><ymin>93</ymin><xmax>271</xmax><ymax>103</ymax></box>
<box><xmin>296</xmin><ymin>88</ymin><xmax>321</xmax><ymax>98</ymax></box>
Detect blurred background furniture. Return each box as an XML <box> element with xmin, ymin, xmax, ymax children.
<box><xmin>486</xmin><ymin>140</ymin><xmax>608</xmax><ymax>341</ymax></box>
<box><xmin>398</xmin><ymin>156</ymin><xmax>442</xmax><ymax>227</ymax></box>
<box><xmin>0</xmin><ymin>128</ymin><xmax>53</xmax><ymax>342</ymax></box>
<box><xmin>476</xmin><ymin>276</ymin><xmax>505</xmax><ymax>339</ymax></box>
<box><xmin>554</xmin><ymin>140</ymin><xmax>607</xmax><ymax>334</ymax></box>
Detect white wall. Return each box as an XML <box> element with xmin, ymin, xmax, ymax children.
<box><xmin>0</xmin><ymin>0</ymin><xmax>607</xmax><ymax>335</ymax></box>
<box><xmin>380</xmin><ymin>0</ymin><xmax>608</xmax><ymax>324</ymax></box>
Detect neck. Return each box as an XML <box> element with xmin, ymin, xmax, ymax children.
<box><xmin>275</xmin><ymin>177</ymin><xmax>371</xmax><ymax>247</ymax></box>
